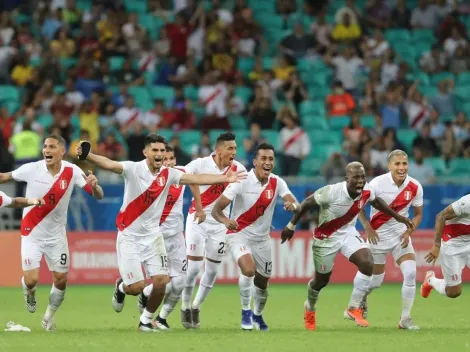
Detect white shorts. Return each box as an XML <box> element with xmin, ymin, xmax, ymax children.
<box><xmin>185</xmin><ymin>217</ymin><xmax>227</xmax><ymax>261</ymax></box>
<box><xmin>164</xmin><ymin>232</ymin><xmax>187</xmax><ymax>277</ymax></box>
<box><xmin>368</xmin><ymin>236</ymin><xmax>415</xmax><ymax>265</ymax></box>
<box><xmin>440</xmin><ymin>241</ymin><xmax>470</xmax><ymax>287</ymax></box>
<box><xmin>227</xmin><ymin>234</ymin><xmax>272</xmax><ymax>278</ymax></box>
<box><xmin>21</xmin><ymin>235</ymin><xmax>69</xmax><ymax>273</ymax></box>
<box><xmin>312</xmin><ymin>230</ymin><xmax>368</xmax><ymax>274</ymax></box>
<box><xmin>116</xmin><ymin>231</ymin><xmax>169</xmax><ymax>286</ymax></box>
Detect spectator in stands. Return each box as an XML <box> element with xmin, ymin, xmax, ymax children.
<box><xmin>199</xmin><ymin>71</ymin><xmax>230</xmax><ymax>130</ymax></box>
<box><xmin>279</xmin><ymin>114</ymin><xmax>310</xmax><ymax>176</ymax></box>
<box><xmin>332</xmin><ymin>12</ymin><xmax>362</xmax><ymax>44</ymax></box>
<box><xmin>438</xmin><ymin>11</ymin><xmax>467</xmax><ymax>44</ymax></box>
<box><xmin>168</xmin><ymin>135</ymin><xmax>191</xmax><ymax>165</ymax></box>
<box><xmin>361</xmin><ymin>29</ymin><xmax>389</xmax><ymax>59</ymax></box>
<box><xmin>69</xmin><ymin>129</ymin><xmax>92</xmax><ymax>165</ymax></box>
<box><xmin>0</xmin><ymin>11</ymin><xmax>15</xmax><ymax>45</ymax></box>
<box><xmin>443</xmin><ymin>28</ymin><xmax>468</xmax><ymax>57</ymax></box>
<box><xmin>51</xmin><ymin>92</ymin><xmax>74</xmax><ymax>120</ymax></box>
<box><xmin>411</xmin><ymin>0</ymin><xmax>439</xmax><ymax>29</ymax></box>
<box><xmin>369</xmin><ymin>136</ymin><xmax>389</xmax><ymax>174</ymax></box>
<box><xmin>99</xmin><ymin>133</ymin><xmax>126</xmax><ymax>161</ymax></box>
<box><xmin>115</xmin><ymin>95</ymin><xmax>143</xmax><ymax>131</ymax></box>
<box><xmin>413</xmin><ymin>122</ymin><xmax>440</xmax><ymax>157</ymax></box>
<box><xmin>323</xmin><ymin>152</ymin><xmax>348</xmax><ymax>182</ymax></box>
<box><xmin>280</xmin><ymin>23</ymin><xmax>316</xmax><ymax>60</ymax></box>
<box><xmin>78</xmin><ymin>101</ymin><xmax>99</xmax><ymax>144</ymax></box>
<box><xmin>63</xmin><ymin>0</ymin><xmax>82</xmax><ymax>30</ymax></box>
<box><xmin>431</xmin><ymin>79</ymin><xmax>455</xmax><ymax>117</ymax></box>
<box><xmin>343</xmin><ymin>112</ymin><xmax>367</xmax><ymax>145</ymax></box>
<box><xmin>310</xmin><ymin>13</ymin><xmax>332</xmax><ymax>53</ymax></box>
<box><xmin>10</xmin><ymin>53</ymin><xmax>32</xmax><ymax>86</ymax></box>
<box><xmin>404</xmin><ymin>81</ymin><xmax>431</xmax><ymax>130</ymax></box>
<box><xmin>9</xmin><ymin>121</ymin><xmax>42</xmax><ymax>165</ymax></box>
<box><xmin>64</xmin><ymin>77</ymin><xmax>85</xmax><ymax>109</ymax></box>
<box><xmin>449</xmin><ymin>45</ymin><xmax>469</xmax><ymax>74</ymax></box>
<box><xmin>115</xmin><ymin>59</ymin><xmax>144</xmax><ymax>86</ymax></box>
<box><xmin>243</xmin><ymin>123</ymin><xmax>266</xmax><ymax>169</ymax></box>
<box><xmin>442</xmin><ymin>121</ymin><xmax>458</xmax><ymax>161</ymax></box>
<box><xmin>165</xmin><ymin>13</ymin><xmax>193</xmax><ymax>62</ymax></box>
<box><xmin>326</xmin><ymin>81</ymin><xmax>355</xmax><ymax>117</ymax></box>
<box><xmin>191</xmin><ymin>132</ymin><xmax>212</xmax><ymax>160</ymax></box>
<box><xmin>50</xmin><ymin>28</ymin><xmax>76</xmax><ymax>58</ymax></box>
<box><xmin>452</xmin><ymin>111</ymin><xmax>469</xmax><ymax>144</ymax></box>
<box><xmin>391</xmin><ymin>0</ymin><xmax>411</xmax><ymax>28</ymax></box>
<box><xmin>335</xmin><ymin>0</ymin><xmax>361</xmax><ymax>26</ymax></box>
<box><xmin>408</xmin><ymin>146</ymin><xmax>436</xmax><ymax>185</ymax></box>
<box><xmin>429</xmin><ymin>110</ymin><xmax>446</xmax><ymax>140</ymax></box>
<box><xmin>325</xmin><ymin>46</ymin><xmax>364</xmax><ymax>95</ymax></box>
<box><xmin>249</xmin><ymin>96</ymin><xmax>276</xmax><ymax>130</ymax></box>
<box><xmin>368</xmin><ymin>111</ymin><xmax>384</xmax><ymax>140</ymax></box>
<box><xmin>121</xmin><ymin>12</ymin><xmax>146</xmax><ymax>55</ymax></box>
<box><xmin>365</xmin><ymin>0</ymin><xmax>392</xmax><ymax>29</ymax></box>
<box><xmin>381</xmin><ymin>48</ymin><xmax>399</xmax><ymax>87</ymax></box>
<box><xmin>283</xmin><ymin>71</ymin><xmax>308</xmax><ymax>110</ymax></box>
<box><xmin>419</xmin><ymin>44</ymin><xmax>447</xmax><ymax>74</ymax></box>
<box><xmin>41</xmin><ymin>8</ymin><xmax>63</xmax><ymax>41</ymax></box>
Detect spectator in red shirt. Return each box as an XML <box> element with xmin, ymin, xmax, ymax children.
<box><xmin>343</xmin><ymin>111</ymin><xmax>366</xmax><ymax>145</ymax></box>
<box><xmin>98</xmin><ymin>133</ymin><xmax>126</xmax><ymax>160</ymax></box>
<box><xmin>326</xmin><ymin>81</ymin><xmax>356</xmax><ymax>117</ymax></box>
<box><xmin>165</xmin><ymin>14</ymin><xmax>192</xmax><ymax>61</ymax></box>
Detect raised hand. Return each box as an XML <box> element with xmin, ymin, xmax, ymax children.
<box><xmin>83</xmin><ymin>170</ymin><xmax>98</xmax><ymax>188</ymax></box>
<box><xmin>226</xmin><ymin>169</ymin><xmax>248</xmax><ymax>183</ymax></box>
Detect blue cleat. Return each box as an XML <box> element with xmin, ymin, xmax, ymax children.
<box><xmin>252</xmin><ymin>314</ymin><xmax>269</xmax><ymax>331</ymax></box>
<box><xmin>241</xmin><ymin>309</ymin><xmax>253</xmax><ymax>330</ymax></box>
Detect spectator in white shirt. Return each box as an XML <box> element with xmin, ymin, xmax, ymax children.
<box><xmin>419</xmin><ymin>44</ymin><xmax>447</xmax><ymax>74</ymax></box>
<box><xmin>410</xmin><ymin>0</ymin><xmax>440</xmax><ymax>29</ymax></box>
<box><xmin>408</xmin><ymin>147</ymin><xmax>436</xmax><ymax>185</ymax></box>
<box><xmin>325</xmin><ymin>46</ymin><xmax>364</xmax><ymax>93</ymax></box>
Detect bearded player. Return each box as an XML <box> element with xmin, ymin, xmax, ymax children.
<box><xmin>281</xmin><ymin>162</ymin><xmax>414</xmax><ymax>330</ymax></box>
<box><xmin>0</xmin><ymin>135</ymin><xmax>104</xmax><ymax>331</ymax></box>
<box><xmin>351</xmin><ymin>150</ymin><xmax>423</xmax><ymax>330</ymax></box>
<box><xmin>212</xmin><ymin>143</ymin><xmax>300</xmax><ymax>331</ymax></box>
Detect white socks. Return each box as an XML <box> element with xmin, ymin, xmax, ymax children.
<box><xmin>400</xmin><ymin>260</ymin><xmax>416</xmax><ymax>319</ymax></box>
<box><xmin>239</xmin><ymin>274</ymin><xmax>254</xmax><ymax>310</ymax></box>
<box><xmin>192</xmin><ymin>259</ymin><xmax>219</xmax><ymax>309</ymax></box>
<box><xmin>253</xmin><ymin>286</ymin><xmax>268</xmax><ymax>315</ymax></box>
<box><xmin>306</xmin><ymin>280</ymin><xmax>320</xmax><ymax>312</ymax></box>
<box><xmin>159</xmin><ymin>275</ymin><xmax>185</xmax><ymax>319</ymax></box>
<box><xmin>429</xmin><ymin>276</ymin><xmax>447</xmax><ymax>296</ymax></box>
<box><xmin>21</xmin><ymin>276</ymin><xmax>36</xmax><ymax>293</ymax></box>
<box><xmin>140</xmin><ymin>308</ymin><xmax>154</xmax><ymax>325</ymax></box>
<box><xmin>143</xmin><ymin>284</ymin><xmax>153</xmax><ymax>297</ymax></box>
<box><xmin>348</xmin><ymin>272</ymin><xmax>372</xmax><ymax>309</ymax></box>
<box><xmin>181</xmin><ymin>260</ymin><xmax>203</xmax><ymax>310</ymax></box>
<box><xmin>44</xmin><ymin>285</ymin><xmax>65</xmax><ymax>320</ymax></box>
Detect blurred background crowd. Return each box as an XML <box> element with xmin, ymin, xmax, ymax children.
<box><xmin>0</xmin><ymin>0</ymin><xmax>470</xmax><ymax>186</ymax></box>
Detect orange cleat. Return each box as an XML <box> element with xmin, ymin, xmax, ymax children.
<box><xmin>304</xmin><ymin>308</ymin><xmax>316</xmax><ymax>331</ymax></box>
<box><xmin>421</xmin><ymin>271</ymin><xmax>435</xmax><ymax>298</ymax></box>
<box><xmin>345</xmin><ymin>308</ymin><xmax>369</xmax><ymax>327</ymax></box>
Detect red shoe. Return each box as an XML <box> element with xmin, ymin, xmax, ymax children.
<box><xmin>421</xmin><ymin>271</ymin><xmax>435</xmax><ymax>298</ymax></box>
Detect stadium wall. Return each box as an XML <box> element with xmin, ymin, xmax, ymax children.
<box><xmin>1</xmin><ymin>230</ymin><xmax>468</xmax><ymax>287</ymax></box>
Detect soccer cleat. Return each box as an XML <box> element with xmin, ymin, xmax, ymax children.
<box><xmin>153</xmin><ymin>315</ymin><xmax>171</xmax><ymax>331</ymax></box>
<box><xmin>112</xmin><ymin>278</ymin><xmax>125</xmax><ymax>312</ymax></box>
<box><xmin>41</xmin><ymin>318</ymin><xmax>56</xmax><ymax>331</ymax></box>
<box><xmin>191</xmin><ymin>308</ymin><xmax>200</xmax><ymax>329</ymax></box>
<box><xmin>345</xmin><ymin>308</ymin><xmax>369</xmax><ymax>327</ymax></box>
<box><xmin>252</xmin><ymin>313</ymin><xmax>269</xmax><ymax>331</ymax></box>
<box><xmin>138</xmin><ymin>322</ymin><xmax>159</xmax><ymax>332</ymax></box>
<box><xmin>421</xmin><ymin>271</ymin><xmax>435</xmax><ymax>298</ymax></box>
<box><xmin>398</xmin><ymin>317</ymin><xmax>420</xmax><ymax>330</ymax></box>
<box><xmin>137</xmin><ymin>292</ymin><xmax>148</xmax><ymax>314</ymax></box>
<box><xmin>181</xmin><ymin>309</ymin><xmax>193</xmax><ymax>329</ymax></box>
<box><xmin>241</xmin><ymin>309</ymin><xmax>253</xmax><ymax>330</ymax></box>
<box><xmin>304</xmin><ymin>307</ymin><xmax>316</xmax><ymax>331</ymax></box>
<box><xmin>23</xmin><ymin>290</ymin><xmax>36</xmax><ymax>313</ymax></box>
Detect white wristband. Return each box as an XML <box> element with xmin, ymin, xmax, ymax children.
<box><xmin>287</xmin><ymin>222</ymin><xmax>296</xmax><ymax>231</ymax></box>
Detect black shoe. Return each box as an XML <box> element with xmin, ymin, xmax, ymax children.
<box><xmin>112</xmin><ymin>278</ymin><xmax>125</xmax><ymax>312</ymax></box>
<box><xmin>154</xmin><ymin>315</ymin><xmax>171</xmax><ymax>330</ymax></box>
<box><xmin>181</xmin><ymin>309</ymin><xmax>192</xmax><ymax>329</ymax></box>
<box><xmin>138</xmin><ymin>321</ymin><xmax>158</xmax><ymax>332</ymax></box>
<box><xmin>137</xmin><ymin>292</ymin><xmax>148</xmax><ymax>314</ymax></box>
<box><xmin>191</xmin><ymin>308</ymin><xmax>200</xmax><ymax>329</ymax></box>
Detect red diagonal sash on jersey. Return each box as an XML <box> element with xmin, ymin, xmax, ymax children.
<box><xmin>442</xmin><ymin>224</ymin><xmax>470</xmax><ymax>242</ymax></box>
<box><xmin>116</xmin><ymin>168</ymin><xmax>169</xmax><ymax>231</ymax></box>
<box><xmin>126</xmin><ymin>110</ymin><xmax>140</xmax><ymax>126</ymax></box>
<box><xmin>160</xmin><ymin>168</ymin><xmax>185</xmax><ymax>225</ymax></box>
<box><xmin>0</xmin><ymin>195</ymin><xmax>3</xmax><ymax>207</ymax></box>
<box><xmin>410</xmin><ymin>108</ymin><xmax>427</xmax><ymax>129</ymax></box>
<box><xmin>283</xmin><ymin>130</ymin><xmax>305</xmax><ymax>151</ymax></box>
<box><xmin>21</xmin><ymin>167</ymin><xmax>74</xmax><ymax>236</ymax></box>
<box><xmin>370</xmin><ymin>181</ymin><xmax>418</xmax><ymax>230</ymax></box>
<box><xmin>313</xmin><ymin>190</ymin><xmax>371</xmax><ymax>239</ymax></box>
<box><xmin>188</xmin><ymin>164</ymin><xmax>238</xmax><ymax>214</ymax></box>
<box><xmin>227</xmin><ymin>177</ymin><xmax>278</xmax><ymax>234</ymax></box>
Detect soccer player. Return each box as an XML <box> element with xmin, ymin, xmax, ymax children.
<box><xmin>0</xmin><ymin>135</ymin><xmax>104</xmax><ymax>331</ymax></box>
<box><xmin>350</xmin><ymin>150</ymin><xmax>423</xmax><ymax>330</ymax></box>
<box><xmin>76</xmin><ymin>133</ymin><xmax>246</xmax><ymax>332</ymax></box>
<box><xmin>181</xmin><ymin>132</ymin><xmax>247</xmax><ymax>329</ymax></box>
<box><xmin>421</xmin><ymin>193</ymin><xmax>470</xmax><ymax>300</ymax></box>
<box><xmin>0</xmin><ymin>191</ymin><xmax>45</xmax><ymax>208</ymax></box>
<box><xmin>212</xmin><ymin>143</ymin><xmax>300</xmax><ymax>331</ymax></box>
<box><xmin>137</xmin><ymin>145</ymin><xmax>201</xmax><ymax>330</ymax></box>
<box><xmin>280</xmin><ymin>162</ymin><xmax>414</xmax><ymax>331</ymax></box>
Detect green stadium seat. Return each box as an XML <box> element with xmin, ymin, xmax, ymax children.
<box><xmin>302</xmin><ymin>115</ymin><xmax>328</xmax><ymax>130</ymax></box>
<box><xmin>3</xmin><ymin>101</ymin><xmax>19</xmax><ymax>114</ymax></box>
<box><xmin>299</xmin><ymin>100</ymin><xmax>325</xmax><ymax>115</ymax></box>
<box><xmin>71</xmin><ymin>115</ymin><xmax>81</xmax><ymax>131</ymax></box>
<box><xmin>262</xmin><ymin>57</ymin><xmax>274</xmax><ymax>70</ymax></box>
<box><xmin>385</xmin><ymin>29</ymin><xmax>411</xmax><ymax>43</ymax></box>
<box><xmin>150</xmin><ymin>86</ymin><xmax>175</xmax><ymax>100</ymax></box>
<box><xmin>30</xmin><ymin>57</ymin><xmax>42</xmax><ymax>67</ymax></box>
<box><xmin>124</xmin><ymin>0</ymin><xmax>147</xmax><ymax>13</ymax></box>
<box><xmin>418</xmin><ymin>85</ymin><xmax>438</xmax><ymax>98</ymax></box>
<box><xmin>237</xmin><ymin>57</ymin><xmax>255</xmax><ymax>75</ymax></box>
<box><xmin>299</xmin><ymin>157</ymin><xmax>322</xmax><ymax>176</ymax></box>
<box><xmin>307</xmin><ymin>129</ymin><xmax>342</xmax><ymax>144</ymax></box>
<box><xmin>157</xmin><ymin>129</ymin><xmax>173</xmax><ymax>142</ymax></box>
<box><xmin>60</xmin><ymin>57</ymin><xmax>78</xmax><ymax>69</ymax></box>
<box><xmin>129</xmin><ymin>86</ymin><xmax>151</xmax><ymax>101</ymax></box>
<box><xmin>411</xmin><ymin>29</ymin><xmax>435</xmax><ymax>43</ymax></box>
<box><xmin>328</xmin><ymin>116</ymin><xmax>350</xmax><ymax>130</ymax></box>
<box><xmin>455</xmin><ymin>85</ymin><xmax>470</xmax><ymax>101</ymax></box>
<box><xmin>360</xmin><ymin>115</ymin><xmax>375</xmax><ymax>128</ymax></box>
<box><xmin>430</xmin><ymin>72</ymin><xmax>454</xmax><ymax>85</ymax></box>
<box><xmin>37</xmin><ymin>114</ymin><xmax>54</xmax><ymax>129</ymax></box>
<box><xmin>234</xmin><ymin>86</ymin><xmax>252</xmax><ymax>104</ymax></box>
<box><xmin>407</xmin><ymin>72</ymin><xmax>430</xmax><ymax>85</ymax></box>
<box><xmin>448</xmin><ymin>158</ymin><xmax>470</xmax><ymax>175</ymax></box>
<box><xmin>0</xmin><ymin>85</ymin><xmax>20</xmax><ymax>101</ymax></box>
<box><xmin>209</xmin><ymin>129</ymin><xmax>227</xmax><ymax>145</ymax></box>
<box><xmin>462</xmin><ymin>102</ymin><xmax>470</xmax><ymax>115</ymax></box>
<box><xmin>262</xmin><ymin>130</ymin><xmax>279</xmax><ymax>145</ymax></box>
<box><xmin>109</xmin><ymin>56</ymin><xmax>125</xmax><ymax>71</ymax></box>
<box><xmin>179</xmin><ymin>130</ymin><xmax>201</xmax><ymax>155</ymax></box>
<box><xmin>397</xmin><ymin>129</ymin><xmax>417</xmax><ymax>152</ymax></box>
<box><xmin>183</xmin><ymin>86</ymin><xmax>199</xmax><ymax>101</ymax></box>
<box><xmin>229</xmin><ymin>115</ymin><xmax>247</xmax><ymax>129</ymax></box>
<box><xmin>457</xmin><ymin>71</ymin><xmax>470</xmax><ymax>85</ymax></box>
<box><xmin>424</xmin><ymin>157</ymin><xmax>448</xmax><ymax>176</ymax></box>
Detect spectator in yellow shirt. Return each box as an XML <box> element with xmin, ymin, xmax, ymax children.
<box><xmin>332</xmin><ymin>13</ymin><xmax>362</xmax><ymax>43</ymax></box>
<box><xmin>78</xmin><ymin>102</ymin><xmax>99</xmax><ymax>144</ymax></box>
<box><xmin>50</xmin><ymin>29</ymin><xmax>76</xmax><ymax>58</ymax></box>
<box><xmin>10</xmin><ymin>54</ymin><xmax>33</xmax><ymax>86</ymax></box>
<box><xmin>273</xmin><ymin>55</ymin><xmax>295</xmax><ymax>81</ymax></box>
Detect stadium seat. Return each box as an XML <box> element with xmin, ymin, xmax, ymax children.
<box><xmin>37</xmin><ymin>114</ymin><xmax>54</xmax><ymax>129</ymax></box>
<box><xmin>183</xmin><ymin>86</ymin><xmax>199</xmax><ymax>101</ymax></box>
<box><xmin>302</xmin><ymin>115</ymin><xmax>328</xmax><ymax>130</ymax></box>
<box><xmin>328</xmin><ymin>116</ymin><xmax>350</xmax><ymax>130</ymax></box>
<box><xmin>128</xmin><ymin>86</ymin><xmax>151</xmax><ymax>102</ymax></box>
<box><xmin>0</xmin><ymin>85</ymin><xmax>20</xmax><ymax>101</ymax></box>
<box><xmin>60</xmin><ymin>57</ymin><xmax>78</xmax><ymax>69</ymax></box>
<box><xmin>430</xmin><ymin>72</ymin><xmax>454</xmax><ymax>85</ymax></box>
<box><xmin>124</xmin><ymin>0</ymin><xmax>147</xmax><ymax>13</ymax></box>
<box><xmin>150</xmin><ymin>86</ymin><xmax>175</xmax><ymax>101</ymax></box>
<box><xmin>457</xmin><ymin>71</ymin><xmax>470</xmax><ymax>85</ymax></box>
<box><xmin>178</xmin><ymin>130</ymin><xmax>201</xmax><ymax>155</ymax></box>
<box><xmin>385</xmin><ymin>29</ymin><xmax>411</xmax><ymax>43</ymax></box>
<box><xmin>299</xmin><ymin>157</ymin><xmax>322</xmax><ymax>176</ymax></box>
<box><xmin>299</xmin><ymin>100</ymin><xmax>325</xmax><ymax>115</ymax></box>
<box><xmin>157</xmin><ymin>129</ymin><xmax>173</xmax><ymax>142</ymax></box>
<box><xmin>448</xmin><ymin>158</ymin><xmax>470</xmax><ymax>175</ymax></box>
<box><xmin>397</xmin><ymin>129</ymin><xmax>417</xmax><ymax>152</ymax></box>
<box><xmin>110</xmin><ymin>57</ymin><xmax>126</xmax><ymax>71</ymax></box>
<box><xmin>411</xmin><ymin>29</ymin><xmax>435</xmax><ymax>43</ymax></box>
<box><xmin>262</xmin><ymin>130</ymin><xmax>279</xmax><ymax>145</ymax></box>
<box><xmin>234</xmin><ymin>86</ymin><xmax>252</xmax><ymax>104</ymax></box>
<box><xmin>307</xmin><ymin>129</ymin><xmax>342</xmax><ymax>145</ymax></box>
<box><xmin>424</xmin><ymin>157</ymin><xmax>448</xmax><ymax>176</ymax></box>
<box><xmin>229</xmin><ymin>115</ymin><xmax>247</xmax><ymax>130</ymax></box>
<box><xmin>237</xmin><ymin>57</ymin><xmax>255</xmax><ymax>75</ymax></box>
<box><xmin>209</xmin><ymin>129</ymin><xmax>227</xmax><ymax>145</ymax></box>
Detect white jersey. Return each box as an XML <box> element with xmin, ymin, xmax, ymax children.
<box><xmin>313</xmin><ymin>181</ymin><xmax>376</xmax><ymax>240</ymax></box>
<box><xmin>223</xmin><ymin>170</ymin><xmax>292</xmax><ymax>241</ymax></box>
<box><xmin>368</xmin><ymin>173</ymin><xmax>423</xmax><ymax>239</ymax></box>
<box><xmin>159</xmin><ymin>166</ymin><xmax>186</xmax><ymax>237</ymax></box>
<box><xmin>0</xmin><ymin>191</ymin><xmax>13</xmax><ymax>208</ymax></box>
<box><xmin>117</xmin><ymin>160</ymin><xmax>183</xmax><ymax>237</ymax></box>
<box><xmin>12</xmin><ymin>160</ymin><xmax>90</xmax><ymax>240</ymax></box>
<box><xmin>442</xmin><ymin>194</ymin><xmax>470</xmax><ymax>245</ymax></box>
<box><xmin>185</xmin><ymin>154</ymin><xmax>246</xmax><ymax>224</ymax></box>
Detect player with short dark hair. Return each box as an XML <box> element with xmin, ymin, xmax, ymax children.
<box><xmin>181</xmin><ymin>132</ymin><xmax>247</xmax><ymax>329</ymax></box>
<box><xmin>0</xmin><ymin>135</ymin><xmax>104</xmax><ymax>331</ymax></box>
<box><xmin>77</xmin><ymin>133</ymin><xmax>246</xmax><ymax>332</ymax></box>
<box><xmin>212</xmin><ymin>143</ymin><xmax>300</xmax><ymax>331</ymax></box>
<box><xmin>281</xmin><ymin>162</ymin><xmax>414</xmax><ymax>331</ymax></box>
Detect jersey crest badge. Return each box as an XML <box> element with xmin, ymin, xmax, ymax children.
<box><xmin>265</xmin><ymin>189</ymin><xmax>273</xmax><ymax>199</ymax></box>
<box><xmin>358</xmin><ymin>200</ymin><xmax>364</xmax><ymax>209</ymax></box>
<box><xmin>157</xmin><ymin>177</ymin><xmax>166</xmax><ymax>187</ymax></box>
<box><xmin>404</xmin><ymin>191</ymin><xmax>412</xmax><ymax>201</ymax></box>
<box><xmin>60</xmin><ymin>179</ymin><xmax>68</xmax><ymax>190</ymax></box>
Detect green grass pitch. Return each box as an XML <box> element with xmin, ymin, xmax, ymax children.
<box><xmin>1</xmin><ymin>284</ymin><xmax>469</xmax><ymax>351</ymax></box>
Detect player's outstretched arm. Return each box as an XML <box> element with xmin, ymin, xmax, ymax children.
<box><xmin>370</xmin><ymin>197</ymin><xmax>414</xmax><ymax>229</ymax></box>
<box><xmin>179</xmin><ymin>170</ymin><xmax>247</xmax><ymax>185</ymax></box>
<box><xmin>212</xmin><ymin>195</ymin><xmax>238</xmax><ymax>230</ymax></box>
<box><xmin>425</xmin><ymin>204</ymin><xmax>457</xmax><ymax>264</ymax></box>
<box><xmin>0</xmin><ymin>172</ymin><xmax>13</xmax><ymax>184</ymax></box>
<box><xmin>189</xmin><ymin>184</ymin><xmax>206</xmax><ymax>224</ymax></box>
<box><xmin>281</xmin><ymin>194</ymin><xmax>317</xmax><ymax>243</ymax></box>
<box><xmin>8</xmin><ymin>197</ymin><xmax>45</xmax><ymax>208</ymax></box>
<box><xmin>81</xmin><ymin>152</ymin><xmax>123</xmax><ymax>174</ymax></box>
